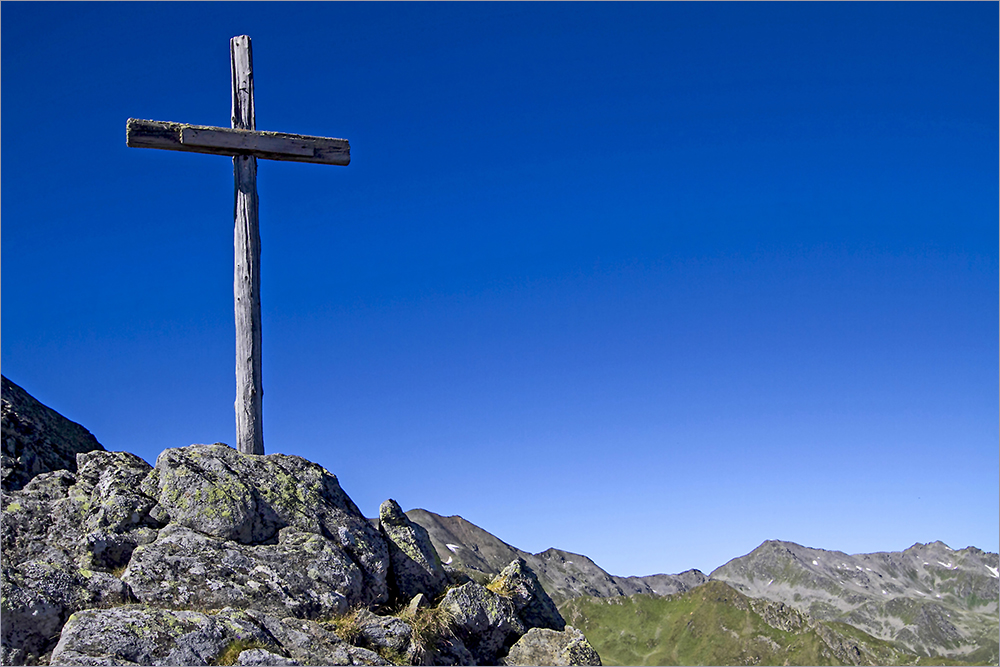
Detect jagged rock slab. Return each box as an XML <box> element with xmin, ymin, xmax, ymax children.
<box><xmin>502</xmin><ymin>626</ymin><xmax>602</xmax><ymax>666</ymax></box>
<box><xmin>1</xmin><ymin>375</ymin><xmax>104</xmax><ymax>492</ymax></box>
<box><xmin>1</xmin><ymin>451</ymin><xmax>161</xmax><ymax>665</ymax></box>
<box><xmin>488</xmin><ymin>558</ymin><xmax>566</xmax><ymax>631</ymax></box>
<box><xmin>440</xmin><ymin>581</ymin><xmax>526</xmax><ymax>665</ymax></box>
<box><xmin>379</xmin><ymin>499</ymin><xmax>448</xmax><ymax>601</ymax></box>
<box><xmin>710</xmin><ymin>539</ymin><xmax>1000</xmax><ymax>660</ymax></box>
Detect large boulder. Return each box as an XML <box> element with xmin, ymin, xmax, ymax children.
<box><xmin>488</xmin><ymin>558</ymin><xmax>565</xmax><ymax>631</ymax></box>
<box><xmin>139</xmin><ymin>443</ymin><xmax>390</xmax><ymax>606</ymax></box>
<box><xmin>1</xmin><ymin>375</ymin><xmax>104</xmax><ymax>492</ymax></box>
<box><xmin>502</xmin><ymin>626</ymin><xmax>602</xmax><ymax>666</ymax></box>
<box><xmin>379</xmin><ymin>499</ymin><xmax>448</xmax><ymax>602</ymax></box>
<box><xmin>439</xmin><ymin>581</ymin><xmax>526</xmax><ymax>665</ymax></box>
<box><xmin>123</xmin><ymin>524</ymin><xmax>364</xmax><ymax>618</ymax></box>
<box><xmin>49</xmin><ymin>605</ymin><xmax>390</xmax><ymax>666</ymax></box>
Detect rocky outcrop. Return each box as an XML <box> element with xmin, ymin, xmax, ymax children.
<box><xmin>0</xmin><ymin>382</ymin><xmax>603</xmax><ymax>666</ymax></box>
<box><xmin>379</xmin><ymin>500</ymin><xmax>448</xmax><ymax>602</ymax></box>
<box><xmin>1</xmin><ymin>450</ymin><xmax>159</xmax><ymax>665</ymax></box>
<box><xmin>439</xmin><ymin>581</ymin><xmax>525</xmax><ymax>665</ymax></box>
<box><xmin>1</xmin><ymin>376</ymin><xmax>104</xmax><ymax>492</ymax></box>
<box><xmin>139</xmin><ymin>444</ymin><xmax>389</xmax><ymax>607</ymax></box>
<box><xmin>49</xmin><ymin>605</ymin><xmax>390</xmax><ymax>666</ymax></box>
<box><xmin>123</xmin><ymin>524</ymin><xmax>367</xmax><ymax>619</ymax></box>
<box><xmin>502</xmin><ymin>626</ymin><xmax>602</xmax><ymax>666</ymax></box>
<box><xmin>487</xmin><ymin>558</ymin><xmax>564</xmax><ymax>631</ymax></box>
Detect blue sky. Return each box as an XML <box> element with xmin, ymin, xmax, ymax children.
<box><xmin>2</xmin><ymin>2</ymin><xmax>997</xmax><ymax>577</ymax></box>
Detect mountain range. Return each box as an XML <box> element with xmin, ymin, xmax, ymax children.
<box><xmin>406</xmin><ymin>509</ymin><xmax>998</xmax><ymax>665</ymax></box>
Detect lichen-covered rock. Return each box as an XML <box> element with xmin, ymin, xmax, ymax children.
<box><xmin>237</xmin><ymin>648</ymin><xmax>303</xmax><ymax>666</ymax></box>
<box><xmin>49</xmin><ymin>605</ymin><xmax>392</xmax><ymax>667</ymax></box>
<box><xmin>2</xmin><ymin>451</ymin><xmax>161</xmax><ymax>572</ymax></box>
<box><xmin>502</xmin><ymin>626</ymin><xmax>602</xmax><ymax>666</ymax></box>
<box><xmin>123</xmin><ymin>524</ymin><xmax>362</xmax><ymax>618</ymax></box>
<box><xmin>489</xmin><ymin>558</ymin><xmax>565</xmax><ymax>631</ymax></box>
<box><xmin>439</xmin><ymin>581</ymin><xmax>526</xmax><ymax>665</ymax></box>
<box><xmin>379</xmin><ymin>499</ymin><xmax>448</xmax><ymax>602</ymax></box>
<box><xmin>50</xmin><ymin>605</ymin><xmax>273</xmax><ymax>666</ymax></box>
<box><xmin>140</xmin><ymin>444</ymin><xmax>389</xmax><ymax>605</ymax></box>
<box><xmin>1</xmin><ymin>450</ymin><xmax>162</xmax><ymax>663</ymax></box>
<box><xmin>236</xmin><ymin>648</ymin><xmax>302</xmax><ymax>666</ymax></box>
<box><xmin>237</xmin><ymin>611</ymin><xmax>388</xmax><ymax>666</ymax></box>
<box><xmin>0</xmin><ymin>482</ymin><xmax>144</xmax><ymax>664</ymax></box>
<box><xmin>1</xmin><ymin>375</ymin><xmax>105</xmax><ymax>492</ymax></box>
<box><xmin>354</xmin><ymin>609</ymin><xmax>413</xmax><ymax>655</ymax></box>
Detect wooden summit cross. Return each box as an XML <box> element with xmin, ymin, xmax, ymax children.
<box><xmin>126</xmin><ymin>35</ymin><xmax>350</xmax><ymax>455</ymax></box>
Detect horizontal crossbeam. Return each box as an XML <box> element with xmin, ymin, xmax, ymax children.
<box><xmin>126</xmin><ymin>118</ymin><xmax>350</xmax><ymax>166</ymax></box>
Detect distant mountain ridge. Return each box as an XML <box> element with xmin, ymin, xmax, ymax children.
<box><xmin>406</xmin><ymin>509</ymin><xmax>708</xmax><ymax>604</ymax></box>
<box><xmin>710</xmin><ymin>539</ymin><xmax>999</xmax><ymax>660</ymax></box>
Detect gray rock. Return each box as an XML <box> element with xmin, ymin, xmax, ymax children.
<box><xmin>354</xmin><ymin>609</ymin><xmax>413</xmax><ymax>655</ymax></box>
<box><xmin>439</xmin><ymin>581</ymin><xmax>525</xmax><ymax>665</ymax></box>
<box><xmin>237</xmin><ymin>648</ymin><xmax>303</xmax><ymax>666</ymax></box>
<box><xmin>49</xmin><ymin>605</ymin><xmax>393</xmax><ymax>667</ymax></box>
<box><xmin>237</xmin><ymin>611</ymin><xmax>381</xmax><ymax>666</ymax></box>
<box><xmin>489</xmin><ymin>558</ymin><xmax>565</xmax><ymax>631</ymax></box>
<box><xmin>2</xmin><ymin>451</ymin><xmax>160</xmax><ymax>572</ymax></box>
<box><xmin>123</xmin><ymin>524</ymin><xmax>362</xmax><ymax>618</ymax></box>
<box><xmin>1</xmin><ymin>450</ymin><xmax>161</xmax><ymax>663</ymax></box>
<box><xmin>380</xmin><ymin>499</ymin><xmax>448</xmax><ymax>602</ymax></box>
<box><xmin>1</xmin><ymin>559</ymin><xmax>131</xmax><ymax>665</ymax></box>
<box><xmin>1</xmin><ymin>375</ymin><xmax>104</xmax><ymax>492</ymax></box>
<box><xmin>140</xmin><ymin>443</ymin><xmax>389</xmax><ymax>605</ymax></box>
<box><xmin>406</xmin><ymin>593</ymin><xmax>429</xmax><ymax>614</ymax></box>
<box><xmin>50</xmin><ymin>605</ymin><xmax>272</xmax><ymax>666</ymax></box>
<box><xmin>502</xmin><ymin>626</ymin><xmax>602</xmax><ymax>666</ymax></box>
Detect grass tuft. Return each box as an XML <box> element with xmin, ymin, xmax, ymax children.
<box><xmin>210</xmin><ymin>639</ymin><xmax>271</xmax><ymax>666</ymax></box>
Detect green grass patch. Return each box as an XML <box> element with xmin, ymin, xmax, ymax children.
<box><xmin>210</xmin><ymin>639</ymin><xmax>272</xmax><ymax>666</ymax></box>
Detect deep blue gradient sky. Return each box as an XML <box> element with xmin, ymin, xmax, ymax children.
<box><xmin>3</xmin><ymin>2</ymin><xmax>997</xmax><ymax>577</ymax></box>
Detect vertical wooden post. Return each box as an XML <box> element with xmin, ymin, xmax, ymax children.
<box><xmin>231</xmin><ymin>35</ymin><xmax>264</xmax><ymax>455</ymax></box>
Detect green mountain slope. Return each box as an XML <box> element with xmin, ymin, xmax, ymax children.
<box><xmin>559</xmin><ymin>580</ymin><xmax>930</xmax><ymax>666</ymax></box>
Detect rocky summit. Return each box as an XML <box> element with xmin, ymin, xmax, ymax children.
<box><xmin>0</xmin><ymin>377</ymin><xmax>601</xmax><ymax>666</ymax></box>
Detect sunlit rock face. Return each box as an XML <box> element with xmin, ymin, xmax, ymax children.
<box><xmin>137</xmin><ymin>443</ymin><xmax>391</xmax><ymax>610</ymax></box>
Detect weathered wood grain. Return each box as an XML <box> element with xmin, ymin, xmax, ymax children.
<box><xmin>231</xmin><ymin>35</ymin><xmax>264</xmax><ymax>456</ymax></box>
<box><xmin>126</xmin><ymin>119</ymin><xmax>350</xmax><ymax>166</ymax></box>
<box><xmin>125</xmin><ymin>34</ymin><xmax>352</xmax><ymax>458</ymax></box>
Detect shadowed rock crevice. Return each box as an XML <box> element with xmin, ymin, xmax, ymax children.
<box><xmin>2</xmin><ymin>376</ymin><xmax>104</xmax><ymax>492</ymax></box>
